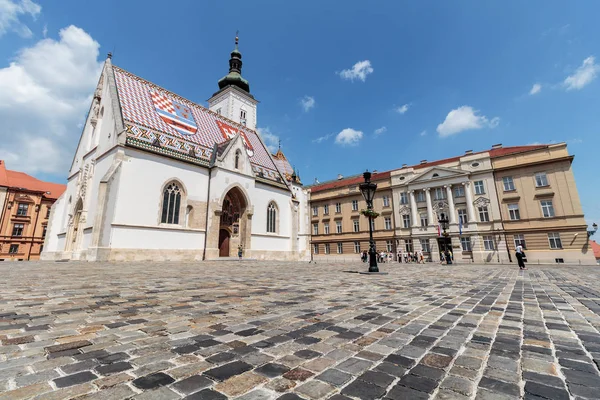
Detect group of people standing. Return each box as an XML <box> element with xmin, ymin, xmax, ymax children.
<box><xmin>360</xmin><ymin>250</ymin><xmax>426</xmax><ymax>263</ymax></box>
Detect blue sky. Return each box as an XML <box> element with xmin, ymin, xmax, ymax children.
<box><xmin>0</xmin><ymin>0</ymin><xmax>598</xmax><ymax>227</ymax></box>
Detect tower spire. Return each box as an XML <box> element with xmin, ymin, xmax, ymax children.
<box><xmin>216</xmin><ymin>31</ymin><xmax>250</xmax><ymax>93</ymax></box>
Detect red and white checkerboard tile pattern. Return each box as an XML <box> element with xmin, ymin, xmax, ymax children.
<box><xmin>113</xmin><ymin>66</ymin><xmax>281</xmax><ymax>180</ymax></box>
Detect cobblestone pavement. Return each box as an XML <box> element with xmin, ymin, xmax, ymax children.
<box><xmin>2</xmin><ymin>261</ymin><xmax>600</xmax><ymax>400</ymax></box>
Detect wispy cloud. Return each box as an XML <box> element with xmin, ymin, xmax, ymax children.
<box><xmin>0</xmin><ymin>0</ymin><xmax>41</xmax><ymax>38</ymax></box>
<box><xmin>257</xmin><ymin>127</ymin><xmax>280</xmax><ymax>153</ymax></box>
<box><xmin>396</xmin><ymin>103</ymin><xmax>410</xmax><ymax>114</ymax></box>
<box><xmin>338</xmin><ymin>60</ymin><xmax>373</xmax><ymax>82</ymax></box>
<box><xmin>437</xmin><ymin>106</ymin><xmax>499</xmax><ymax>137</ymax></box>
<box><xmin>300</xmin><ymin>95</ymin><xmax>315</xmax><ymax>112</ymax></box>
<box><xmin>335</xmin><ymin>128</ymin><xmax>363</xmax><ymax>146</ymax></box>
<box><xmin>419</xmin><ymin>130</ymin><xmax>427</xmax><ymax>137</ymax></box>
<box><xmin>312</xmin><ymin>132</ymin><xmax>335</xmax><ymax>144</ymax></box>
<box><xmin>564</xmin><ymin>56</ymin><xmax>600</xmax><ymax>91</ymax></box>
<box><xmin>374</xmin><ymin>126</ymin><xmax>387</xmax><ymax>135</ymax></box>
<box><xmin>529</xmin><ymin>83</ymin><xmax>542</xmax><ymax>95</ymax></box>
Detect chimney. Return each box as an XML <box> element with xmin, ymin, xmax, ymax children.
<box><xmin>420</xmin><ymin>160</ymin><xmax>427</xmax><ymax>164</ymax></box>
<box><xmin>465</xmin><ymin>150</ymin><xmax>473</xmax><ymax>155</ymax></box>
<box><xmin>373</xmin><ymin>170</ymin><xmax>378</xmax><ymax>173</ymax></box>
<box><xmin>402</xmin><ymin>164</ymin><xmax>407</xmax><ymax>168</ymax></box>
<box><xmin>491</xmin><ymin>143</ymin><xmax>502</xmax><ymax>149</ymax></box>
<box><xmin>337</xmin><ymin>174</ymin><xmax>343</xmax><ymax>180</ymax></box>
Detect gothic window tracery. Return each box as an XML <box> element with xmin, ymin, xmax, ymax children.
<box><xmin>161</xmin><ymin>182</ymin><xmax>182</xmax><ymax>224</ymax></box>
<box><xmin>267</xmin><ymin>202</ymin><xmax>277</xmax><ymax>233</ymax></box>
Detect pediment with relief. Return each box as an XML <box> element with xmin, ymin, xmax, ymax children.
<box><xmin>14</xmin><ymin>194</ymin><xmax>35</xmax><ymax>203</ymax></box>
<box><xmin>406</xmin><ymin>166</ymin><xmax>469</xmax><ymax>185</ymax></box>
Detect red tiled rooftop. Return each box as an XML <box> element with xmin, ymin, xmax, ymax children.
<box><xmin>310</xmin><ymin>171</ymin><xmax>391</xmax><ymax>193</ymax></box>
<box><xmin>591</xmin><ymin>240</ymin><xmax>600</xmax><ymax>259</ymax></box>
<box><xmin>0</xmin><ymin>161</ymin><xmax>66</xmax><ymax>200</ymax></box>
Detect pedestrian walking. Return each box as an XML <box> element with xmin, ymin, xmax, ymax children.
<box><xmin>515</xmin><ymin>244</ymin><xmax>527</xmax><ymax>270</ymax></box>
<box><xmin>238</xmin><ymin>245</ymin><xmax>243</xmax><ymax>261</ymax></box>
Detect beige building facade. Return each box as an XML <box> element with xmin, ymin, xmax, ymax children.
<box><xmin>309</xmin><ymin>143</ymin><xmax>595</xmax><ymax>265</ymax></box>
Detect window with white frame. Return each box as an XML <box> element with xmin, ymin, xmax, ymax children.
<box><xmin>386</xmin><ymin>240</ymin><xmax>393</xmax><ymax>252</ymax></box>
<box><xmin>400</xmin><ymin>192</ymin><xmax>408</xmax><ymax>204</ymax></box>
<box><xmin>354</xmin><ymin>241</ymin><xmax>360</xmax><ymax>253</ymax></box>
<box><xmin>548</xmin><ymin>232</ymin><xmax>562</xmax><ymax>249</ymax></box>
<box><xmin>434</xmin><ymin>187</ymin><xmax>446</xmax><ymax>200</ymax></box>
<box><xmin>323</xmin><ymin>204</ymin><xmax>329</xmax><ymax>215</ymax></box>
<box><xmin>535</xmin><ymin>172</ymin><xmax>549</xmax><ymax>187</ymax></box>
<box><xmin>313</xmin><ymin>223</ymin><xmax>318</xmax><ymax>235</ymax></box>
<box><xmin>352</xmin><ymin>200</ymin><xmax>358</xmax><ymax>211</ymax></box>
<box><xmin>503</xmin><ymin>176</ymin><xmax>515</xmax><ymax>191</ymax></box>
<box><xmin>383</xmin><ymin>196</ymin><xmax>390</xmax><ymax>207</ymax></box>
<box><xmin>312</xmin><ymin>206</ymin><xmax>318</xmax><ymax>216</ymax></box>
<box><xmin>267</xmin><ymin>202</ymin><xmax>277</xmax><ymax>233</ymax></box>
<box><xmin>483</xmin><ymin>235</ymin><xmax>495</xmax><ymax>250</ymax></box>
<box><xmin>335</xmin><ymin>202</ymin><xmax>341</xmax><ymax>213</ymax></box>
<box><xmin>402</xmin><ymin>214</ymin><xmax>410</xmax><ymax>228</ymax></box>
<box><xmin>508</xmin><ymin>203</ymin><xmax>520</xmax><ymax>220</ymax></box>
<box><xmin>541</xmin><ymin>200</ymin><xmax>555</xmax><ymax>218</ymax></box>
<box><xmin>421</xmin><ymin>239</ymin><xmax>431</xmax><ymax>253</ymax></box>
<box><xmin>458</xmin><ymin>209</ymin><xmax>468</xmax><ymax>224</ymax></box>
<box><xmin>240</xmin><ymin>109</ymin><xmax>247</xmax><ymax>120</ymax></box>
<box><xmin>16</xmin><ymin>203</ymin><xmax>28</xmax><ymax>216</ymax></box>
<box><xmin>324</xmin><ymin>243</ymin><xmax>330</xmax><ymax>254</ymax></box>
<box><xmin>353</xmin><ymin>219</ymin><xmax>359</xmax><ymax>232</ymax></box>
<box><xmin>336</xmin><ymin>221</ymin><xmax>342</xmax><ymax>234</ymax></box>
<box><xmin>9</xmin><ymin>244</ymin><xmax>18</xmax><ymax>254</ymax></box>
<box><xmin>405</xmin><ymin>239</ymin><xmax>414</xmax><ymax>252</ymax></box>
<box><xmin>234</xmin><ymin>150</ymin><xmax>241</xmax><ymax>169</ymax></box>
<box><xmin>337</xmin><ymin>242</ymin><xmax>343</xmax><ymax>254</ymax></box>
<box><xmin>478</xmin><ymin>206</ymin><xmax>490</xmax><ymax>222</ymax></box>
<box><xmin>12</xmin><ymin>223</ymin><xmax>24</xmax><ymax>236</ymax></box>
<box><xmin>514</xmin><ymin>234</ymin><xmax>526</xmax><ymax>249</ymax></box>
<box><xmin>454</xmin><ymin>186</ymin><xmax>465</xmax><ymax>197</ymax></box>
<box><xmin>416</xmin><ymin>191</ymin><xmax>425</xmax><ymax>202</ymax></box>
<box><xmin>324</xmin><ymin>223</ymin><xmax>330</xmax><ymax>234</ymax></box>
<box><xmin>420</xmin><ymin>214</ymin><xmax>428</xmax><ymax>227</ymax></box>
<box><xmin>370</xmin><ymin>219</ymin><xmax>375</xmax><ymax>231</ymax></box>
<box><xmin>384</xmin><ymin>217</ymin><xmax>392</xmax><ymax>230</ymax></box>
<box><xmin>161</xmin><ymin>182</ymin><xmax>182</xmax><ymax>224</ymax></box>
<box><xmin>474</xmin><ymin>180</ymin><xmax>485</xmax><ymax>195</ymax></box>
<box><xmin>461</xmin><ymin>237</ymin><xmax>472</xmax><ymax>251</ymax></box>
<box><xmin>313</xmin><ymin>244</ymin><xmax>319</xmax><ymax>254</ymax></box>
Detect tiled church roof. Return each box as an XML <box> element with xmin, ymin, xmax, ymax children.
<box><xmin>271</xmin><ymin>149</ymin><xmax>299</xmax><ymax>184</ymax></box>
<box><xmin>113</xmin><ymin>66</ymin><xmax>286</xmax><ymax>185</ymax></box>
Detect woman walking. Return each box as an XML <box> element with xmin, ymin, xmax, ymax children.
<box><xmin>515</xmin><ymin>244</ymin><xmax>527</xmax><ymax>270</ymax></box>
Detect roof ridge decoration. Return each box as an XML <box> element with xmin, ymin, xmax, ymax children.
<box><xmin>112</xmin><ymin>65</ymin><xmax>287</xmax><ymax>185</ymax></box>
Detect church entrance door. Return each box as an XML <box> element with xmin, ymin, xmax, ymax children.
<box><xmin>218</xmin><ymin>187</ymin><xmax>247</xmax><ymax>258</ymax></box>
<box><xmin>219</xmin><ymin>229</ymin><xmax>230</xmax><ymax>257</ymax></box>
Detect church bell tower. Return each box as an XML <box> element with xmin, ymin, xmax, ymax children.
<box><xmin>208</xmin><ymin>34</ymin><xmax>258</xmax><ymax>130</ymax></box>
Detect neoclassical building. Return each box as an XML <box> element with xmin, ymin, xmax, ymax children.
<box><xmin>42</xmin><ymin>37</ymin><xmax>310</xmax><ymax>262</ymax></box>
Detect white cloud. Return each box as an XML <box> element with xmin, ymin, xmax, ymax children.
<box><xmin>257</xmin><ymin>127</ymin><xmax>280</xmax><ymax>153</ymax></box>
<box><xmin>529</xmin><ymin>83</ymin><xmax>542</xmax><ymax>95</ymax></box>
<box><xmin>0</xmin><ymin>0</ymin><xmax>41</xmax><ymax>38</ymax></box>
<box><xmin>396</xmin><ymin>104</ymin><xmax>410</xmax><ymax>114</ymax></box>
<box><xmin>436</xmin><ymin>106</ymin><xmax>499</xmax><ymax>137</ymax></box>
<box><xmin>0</xmin><ymin>25</ymin><xmax>103</xmax><ymax>175</ymax></box>
<box><xmin>374</xmin><ymin>126</ymin><xmax>387</xmax><ymax>135</ymax></box>
<box><xmin>338</xmin><ymin>60</ymin><xmax>373</xmax><ymax>82</ymax></box>
<box><xmin>312</xmin><ymin>132</ymin><xmax>335</xmax><ymax>144</ymax></box>
<box><xmin>335</xmin><ymin>128</ymin><xmax>363</xmax><ymax>146</ymax></box>
<box><xmin>419</xmin><ymin>130</ymin><xmax>427</xmax><ymax>136</ymax></box>
<box><xmin>300</xmin><ymin>95</ymin><xmax>315</xmax><ymax>112</ymax></box>
<box><xmin>564</xmin><ymin>56</ymin><xmax>600</xmax><ymax>90</ymax></box>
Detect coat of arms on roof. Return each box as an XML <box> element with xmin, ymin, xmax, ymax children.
<box><xmin>150</xmin><ymin>91</ymin><xmax>198</xmax><ymax>136</ymax></box>
<box><xmin>216</xmin><ymin>120</ymin><xmax>254</xmax><ymax>157</ymax></box>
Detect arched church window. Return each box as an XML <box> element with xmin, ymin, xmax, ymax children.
<box><xmin>267</xmin><ymin>202</ymin><xmax>277</xmax><ymax>233</ymax></box>
<box><xmin>161</xmin><ymin>182</ymin><xmax>182</xmax><ymax>224</ymax></box>
<box><xmin>235</xmin><ymin>150</ymin><xmax>241</xmax><ymax>169</ymax></box>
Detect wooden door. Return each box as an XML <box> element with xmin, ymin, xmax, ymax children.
<box><xmin>219</xmin><ymin>229</ymin><xmax>230</xmax><ymax>257</ymax></box>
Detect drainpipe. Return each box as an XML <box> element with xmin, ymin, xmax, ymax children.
<box><xmin>0</xmin><ymin>188</ymin><xmax>10</xmax><ymax>251</ymax></box>
<box><xmin>28</xmin><ymin>197</ymin><xmax>42</xmax><ymax>261</ymax></box>
<box><xmin>491</xmin><ymin>170</ymin><xmax>512</xmax><ymax>263</ymax></box>
<box><xmin>202</xmin><ymin>167</ymin><xmax>213</xmax><ymax>261</ymax></box>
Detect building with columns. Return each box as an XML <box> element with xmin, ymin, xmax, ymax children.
<box><xmin>42</xmin><ymin>36</ymin><xmax>311</xmax><ymax>262</ymax></box>
<box><xmin>308</xmin><ymin>143</ymin><xmax>595</xmax><ymax>265</ymax></box>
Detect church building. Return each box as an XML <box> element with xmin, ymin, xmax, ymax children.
<box><xmin>42</xmin><ymin>37</ymin><xmax>311</xmax><ymax>262</ymax></box>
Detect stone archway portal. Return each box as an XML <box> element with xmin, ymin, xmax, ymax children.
<box><xmin>218</xmin><ymin>188</ymin><xmax>247</xmax><ymax>257</ymax></box>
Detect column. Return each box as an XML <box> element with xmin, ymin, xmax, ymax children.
<box><xmin>425</xmin><ymin>188</ymin><xmax>434</xmax><ymax>226</ymax></box>
<box><xmin>445</xmin><ymin>185</ymin><xmax>456</xmax><ymax>224</ymax></box>
<box><xmin>409</xmin><ymin>190</ymin><xmax>419</xmax><ymax>227</ymax></box>
<box><xmin>463</xmin><ymin>182</ymin><xmax>476</xmax><ymax>223</ymax></box>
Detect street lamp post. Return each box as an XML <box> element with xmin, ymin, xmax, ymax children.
<box><xmin>588</xmin><ymin>223</ymin><xmax>598</xmax><ymax>238</ymax></box>
<box><xmin>359</xmin><ymin>171</ymin><xmax>378</xmax><ymax>272</ymax></box>
<box><xmin>438</xmin><ymin>212</ymin><xmax>451</xmax><ymax>264</ymax></box>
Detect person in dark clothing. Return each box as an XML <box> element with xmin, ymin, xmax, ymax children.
<box><xmin>515</xmin><ymin>244</ymin><xmax>527</xmax><ymax>270</ymax></box>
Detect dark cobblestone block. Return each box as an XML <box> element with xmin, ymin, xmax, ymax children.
<box><xmin>398</xmin><ymin>374</ymin><xmax>438</xmax><ymax>394</ymax></box>
<box><xmin>74</xmin><ymin>349</ymin><xmax>110</xmax><ymax>361</ymax></box>
<box><xmin>522</xmin><ymin>372</ymin><xmax>564</xmax><ymax>388</ymax></box>
<box><xmin>184</xmin><ymin>388</ymin><xmax>227</xmax><ymax>400</ymax></box>
<box><xmin>132</xmin><ymin>372</ymin><xmax>175</xmax><ymax>389</ymax></box>
<box><xmin>97</xmin><ymin>352</ymin><xmax>129</xmax><ymax>364</ymax></box>
<box><xmin>375</xmin><ymin>361</ymin><xmax>406</xmax><ymax>377</ymax></box>
<box><xmin>206</xmin><ymin>352</ymin><xmax>237</xmax><ymax>364</ymax></box>
<box><xmin>294</xmin><ymin>349</ymin><xmax>321</xmax><ymax>359</ymax></box>
<box><xmin>316</xmin><ymin>369</ymin><xmax>352</xmax><ymax>387</ymax></box>
<box><xmin>172</xmin><ymin>375</ymin><xmax>213</xmax><ymax>395</ymax></box>
<box><xmin>53</xmin><ymin>371</ymin><xmax>97</xmax><ymax>388</ymax></box>
<box><xmin>95</xmin><ymin>361</ymin><xmax>132</xmax><ymax>375</ymax></box>
<box><xmin>61</xmin><ymin>359</ymin><xmax>99</xmax><ymax>374</ymax></box>
<box><xmin>479</xmin><ymin>376</ymin><xmax>520</xmax><ymax>397</ymax></box>
<box><xmin>358</xmin><ymin>370</ymin><xmax>395</xmax><ymax>388</ymax></box>
<box><xmin>559</xmin><ymin>358</ymin><xmax>597</xmax><ymax>373</ymax></box>
<box><xmin>524</xmin><ymin>381</ymin><xmax>569</xmax><ymax>400</ymax></box>
<box><xmin>385</xmin><ymin>384</ymin><xmax>429</xmax><ymax>400</ymax></box>
<box><xmin>384</xmin><ymin>354</ymin><xmax>416</xmax><ymax>368</ymax></box>
<box><xmin>254</xmin><ymin>363</ymin><xmax>290</xmax><ymax>378</ymax></box>
<box><xmin>412</xmin><ymin>364</ymin><xmax>445</xmax><ymax>381</ymax></box>
<box><xmin>341</xmin><ymin>379</ymin><xmax>386</xmax><ymax>399</ymax></box>
<box><xmin>47</xmin><ymin>348</ymin><xmax>80</xmax><ymax>359</ymax></box>
<box><xmin>174</xmin><ymin>344</ymin><xmax>202</xmax><ymax>354</ymax></box>
<box><xmin>277</xmin><ymin>394</ymin><xmax>305</xmax><ymax>400</ymax></box>
<box><xmin>204</xmin><ymin>361</ymin><xmax>253</xmax><ymax>381</ymax></box>
<box><xmin>563</xmin><ymin>368</ymin><xmax>600</xmax><ymax>387</ymax></box>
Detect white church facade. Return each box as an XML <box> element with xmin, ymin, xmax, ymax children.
<box><xmin>42</xmin><ymin>38</ymin><xmax>311</xmax><ymax>262</ymax></box>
